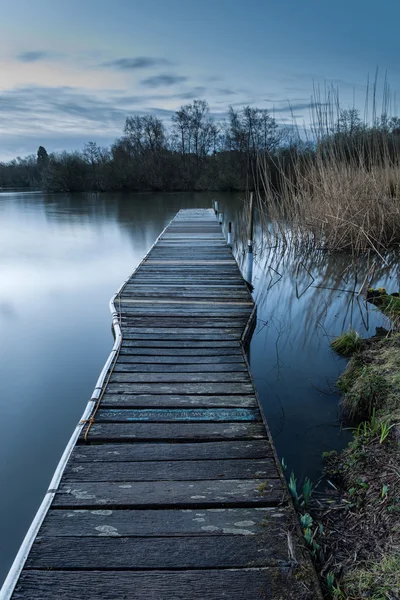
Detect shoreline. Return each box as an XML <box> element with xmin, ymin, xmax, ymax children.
<box><xmin>308</xmin><ymin>327</ymin><xmax>400</xmax><ymax>599</ymax></box>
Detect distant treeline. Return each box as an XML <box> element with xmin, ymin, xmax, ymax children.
<box><xmin>0</xmin><ymin>101</ymin><xmax>290</xmax><ymax>192</ymax></box>
<box><xmin>2</xmin><ymin>100</ymin><xmax>400</xmax><ymax>193</ymax></box>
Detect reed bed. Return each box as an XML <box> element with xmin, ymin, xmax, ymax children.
<box><xmin>256</xmin><ymin>82</ymin><xmax>400</xmax><ymax>255</ymax></box>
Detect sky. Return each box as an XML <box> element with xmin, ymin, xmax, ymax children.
<box><xmin>0</xmin><ymin>0</ymin><xmax>399</xmax><ymax>160</ymax></box>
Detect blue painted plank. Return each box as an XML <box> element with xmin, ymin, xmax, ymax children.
<box><xmin>96</xmin><ymin>408</ymin><xmax>260</xmax><ymax>422</ymax></box>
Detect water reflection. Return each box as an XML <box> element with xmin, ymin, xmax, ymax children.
<box><xmin>0</xmin><ymin>189</ymin><xmax>396</xmax><ymax>586</ymax></box>
<box><xmin>216</xmin><ymin>196</ymin><xmax>395</xmax><ymax>484</ymax></box>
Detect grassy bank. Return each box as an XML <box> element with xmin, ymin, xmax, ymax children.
<box><xmin>310</xmin><ymin>332</ymin><xmax>400</xmax><ymax>599</ymax></box>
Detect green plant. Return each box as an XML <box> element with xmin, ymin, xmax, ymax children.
<box><xmin>302</xmin><ymin>477</ymin><xmax>313</xmax><ymax>508</ymax></box>
<box><xmin>288</xmin><ymin>471</ymin><xmax>299</xmax><ymax>507</ymax></box>
<box><xmin>379</xmin><ymin>421</ymin><xmax>397</xmax><ymax>443</ymax></box>
<box><xmin>326</xmin><ymin>571</ymin><xmax>335</xmax><ymax>593</ymax></box>
<box><xmin>381</xmin><ymin>484</ymin><xmax>389</xmax><ymax>499</ymax></box>
<box><xmin>331</xmin><ymin>329</ymin><xmax>362</xmax><ymax>357</ymax></box>
<box><xmin>300</xmin><ymin>513</ymin><xmax>313</xmax><ymax>529</ymax></box>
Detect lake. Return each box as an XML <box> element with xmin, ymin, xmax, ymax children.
<box><xmin>0</xmin><ymin>190</ymin><xmax>392</xmax><ymax>585</ymax></box>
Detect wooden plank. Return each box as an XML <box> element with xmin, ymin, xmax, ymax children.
<box><xmin>108</xmin><ymin>373</ymin><xmax>250</xmax><ymax>384</ymax></box>
<box><xmin>115</xmin><ymin>355</ymin><xmax>245</xmax><ymax>364</ymax></box>
<box><xmin>104</xmin><ymin>383</ymin><xmax>254</xmax><ymax>395</ymax></box>
<box><xmin>13</xmin><ymin>568</ymin><xmax>321</xmax><ymax>600</ymax></box>
<box><xmin>118</xmin><ymin>347</ymin><xmax>243</xmax><ymax>355</ymax></box>
<box><xmin>82</xmin><ymin>422</ymin><xmax>266</xmax><ymax>442</ymax></box>
<box><xmin>122</xmin><ymin>284</ymin><xmax>248</xmax><ymax>291</ymax></box>
<box><xmin>117</xmin><ymin>320</ymin><xmax>248</xmax><ymax>330</ymax></box>
<box><xmin>120</xmin><ymin>340</ymin><xmax>242</xmax><ymax>348</ymax></box>
<box><xmin>95</xmin><ymin>408</ymin><xmax>259</xmax><ymax>422</ymax></box>
<box><xmin>53</xmin><ymin>478</ymin><xmax>283</xmax><ymax>507</ymax></box>
<box><xmin>71</xmin><ymin>440</ymin><xmax>272</xmax><ymax>462</ymax></box>
<box><xmin>100</xmin><ymin>394</ymin><xmax>257</xmax><ymax>408</ymax></box>
<box><xmin>120</xmin><ymin>332</ymin><xmax>242</xmax><ymax>341</ymax></box>
<box><xmin>113</xmin><ymin>364</ymin><xmax>247</xmax><ymax>373</ymax></box>
<box><xmin>63</xmin><ymin>459</ymin><xmax>276</xmax><ymax>482</ymax></box>
<box><xmin>118</xmin><ymin>309</ymin><xmax>252</xmax><ymax>317</ymax></box>
<box><xmin>40</xmin><ymin>506</ymin><xmax>287</xmax><ymax>537</ymax></box>
<box><xmin>111</xmin><ymin>363</ymin><xmax>247</xmax><ymax>372</ymax></box>
<box><xmin>26</xmin><ymin>534</ymin><xmax>292</xmax><ymax>569</ymax></box>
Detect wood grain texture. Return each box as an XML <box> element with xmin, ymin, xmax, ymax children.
<box><xmin>13</xmin><ymin>568</ymin><xmax>320</xmax><ymax>600</ymax></box>
<box><xmin>27</xmin><ymin>534</ymin><xmax>292</xmax><ymax>569</ymax></box>
<box><xmin>108</xmin><ymin>372</ymin><xmax>250</xmax><ymax>384</ymax></box>
<box><xmin>95</xmin><ymin>407</ymin><xmax>259</xmax><ymax>422</ymax></box>
<box><xmin>63</xmin><ymin>458</ymin><xmax>276</xmax><ymax>482</ymax></box>
<box><xmin>100</xmin><ymin>394</ymin><xmax>257</xmax><ymax>408</ymax></box>
<box><xmin>71</xmin><ymin>440</ymin><xmax>272</xmax><ymax>462</ymax></box>
<box><xmin>39</xmin><ymin>506</ymin><xmax>288</xmax><ymax>537</ymax></box>
<box><xmin>104</xmin><ymin>382</ymin><xmax>255</xmax><ymax>395</ymax></box>
<box><xmin>53</xmin><ymin>478</ymin><xmax>283</xmax><ymax>507</ymax></box>
<box><xmin>82</xmin><ymin>422</ymin><xmax>266</xmax><ymax>442</ymax></box>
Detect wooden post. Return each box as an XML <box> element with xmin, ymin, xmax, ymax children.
<box><xmin>228</xmin><ymin>221</ymin><xmax>232</xmax><ymax>247</ymax></box>
<box><xmin>247</xmin><ymin>192</ymin><xmax>254</xmax><ymax>253</ymax></box>
<box><xmin>214</xmin><ymin>200</ymin><xmax>219</xmax><ymax>216</ymax></box>
<box><xmin>246</xmin><ymin>192</ymin><xmax>254</xmax><ymax>284</ymax></box>
<box><xmin>218</xmin><ymin>212</ymin><xmax>223</xmax><ymax>225</ymax></box>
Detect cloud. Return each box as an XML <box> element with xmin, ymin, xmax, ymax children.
<box><xmin>216</xmin><ymin>88</ymin><xmax>237</xmax><ymax>96</ymax></box>
<box><xmin>101</xmin><ymin>57</ymin><xmax>172</xmax><ymax>70</ymax></box>
<box><xmin>271</xmin><ymin>102</ymin><xmax>327</xmax><ymax>113</ymax></box>
<box><xmin>16</xmin><ymin>51</ymin><xmax>63</xmax><ymax>63</ymax></box>
<box><xmin>140</xmin><ymin>74</ymin><xmax>188</xmax><ymax>88</ymax></box>
<box><xmin>206</xmin><ymin>76</ymin><xmax>223</xmax><ymax>82</ymax></box>
<box><xmin>0</xmin><ymin>85</ymin><xmax>186</xmax><ymax>158</ymax></box>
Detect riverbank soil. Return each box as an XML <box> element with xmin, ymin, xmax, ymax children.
<box><xmin>311</xmin><ymin>334</ymin><xmax>400</xmax><ymax>599</ymax></box>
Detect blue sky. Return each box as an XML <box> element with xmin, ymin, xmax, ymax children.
<box><xmin>0</xmin><ymin>0</ymin><xmax>399</xmax><ymax>160</ymax></box>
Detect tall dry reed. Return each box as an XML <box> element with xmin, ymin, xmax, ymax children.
<box><xmin>257</xmin><ymin>80</ymin><xmax>400</xmax><ymax>255</ymax></box>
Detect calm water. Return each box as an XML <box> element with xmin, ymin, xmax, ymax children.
<box><xmin>0</xmin><ymin>190</ymin><xmax>394</xmax><ymax>584</ymax></box>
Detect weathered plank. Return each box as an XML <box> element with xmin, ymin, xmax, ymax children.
<box><xmin>13</xmin><ymin>568</ymin><xmax>318</xmax><ymax>600</ymax></box>
<box><xmin>27</xmin><ymin>534</ymin><xmax>292</xmax><ymax>569</ymax></box>
<box><xmin>63</xmin><ymin>458</ymin><xmax>276</xmax><ymax>482</ymax></box>
<box><xmin>117</xmin><ymin>318</ymin><xmax>249</xmax><ymax>328</ymax></box>
<box><xmin>115</xmin><ymin>355</ymin><xmax>245</xmax><ymax>364</ymax></box>
<box><xmin>82</xmin><ymin>422</ymin><xmax>266</xmax><ymax>442</ymax></box>
<box><xmin>53</xmin><ymin>478</ymin><xmax>283</xmax><ymax>507</ymax></box>
<box><xmin>95</xmin><ymin>408</ymin><xmax>259</xmax><ymax>422</ymax></box>
<box><xmin>112</xmin><ymin>363</ymin><xmax>248</xmax><ymax>372</ymax></box>
<box><xmin>118</xmin><ymin>346</ymin><xmax>243</xmax><ymax>355</ymax></box>
<box><xmin>104</xmin><ymin>382</ymin><xmax>254</xmax><ymax>395</ymax></box>
<box><xmin>120</xmin><ymin>340</ymin><xmax>242</xmax><ymax>348</ymax></box>
<box><xmin>71</xmin><ymin>440</ymin><xmax>272</xmax><ymax>462</ymax></box>
<box><xmin>100</xmin><ymin>394</ymin><xmax>257</xmax><ymax>408</ymax></box>
<box><xmin>121</xmin><ymin>333</ymin><xmax>243</xmax><ymax>341</ymax></box>
<box><xmin>108</xmin><ymin>372</ymin><xmax>250</xmax><ymax>384</ymax></box>
<box><xmin>39</xmin><ymin>506</ymin><xmax>287</xmax><ymax>537</ymax></box>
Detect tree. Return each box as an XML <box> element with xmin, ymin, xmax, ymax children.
<box><xmin>37</xmin><ymin>146</ymin><xmax>49</xmax><ymax>170</ymax></box>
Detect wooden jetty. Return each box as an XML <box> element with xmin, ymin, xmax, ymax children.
<box><xmin>2</xmin><ymin>209</ymin><xmax>321</xmax><ymax>599</ymax></box>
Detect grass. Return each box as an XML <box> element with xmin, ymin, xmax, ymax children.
<box><xmin>310</xmin><ymin>333</ymin><xmax>400</xmax><ymax>600</ymax></box>
<box><xmin>333</xmin><ymin>552</ymin><xmax>400</xmax><ymax>600</ymax></box>
<box><xmin>338</xmin><ymin>334</ymin><xmax>400</xmax><ymax>422</ymax></box>
<box><xmin>331</xmin><ymin>329</ymin><xmax>362</xmax><ymax>357</ymax></box>
<box><xmin>367</xmin><ymin>287</ymin><xmax>400</xmax><ymax>328</ymax></box>
<box><xmin>339</xmin><ymin>364</ymin><xmax>388</xmax><ymax>420</ymax></box>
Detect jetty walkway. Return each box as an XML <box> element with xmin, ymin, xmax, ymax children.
<box><xmin>2</xmin><ymin>209</ymin><xmax>321</xmax><ymax>599</ymax></box>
